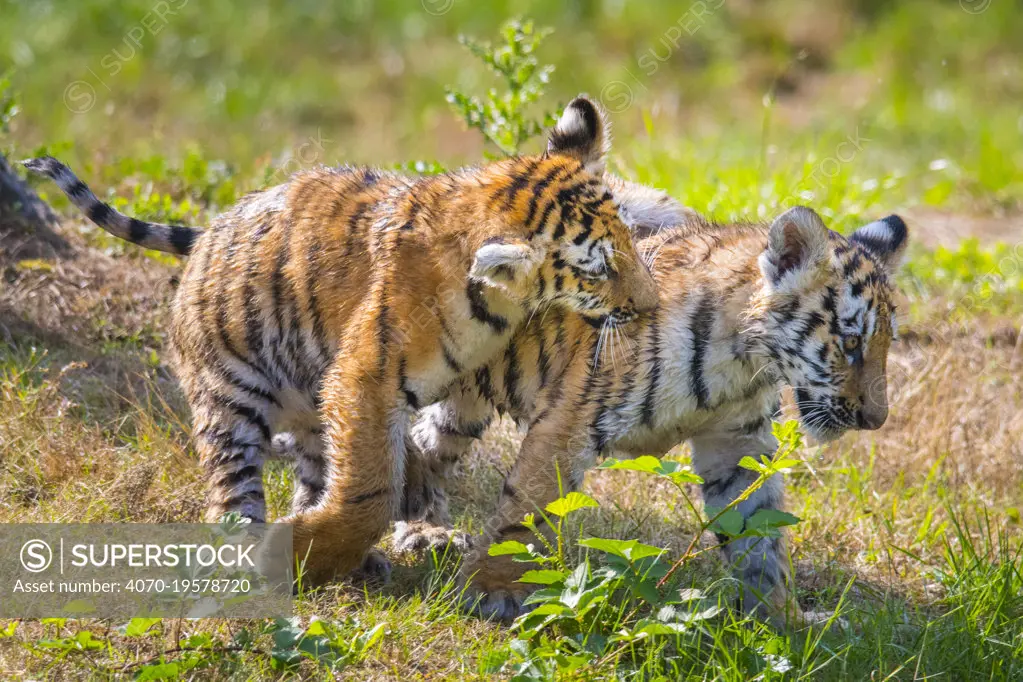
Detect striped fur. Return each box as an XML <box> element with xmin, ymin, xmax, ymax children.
<box><xmin>405</xmin><ymin>206</ymin><xmax>909</xmax><ymax>625</ymax></box>
<box><xmin>21</xmin><ymin>157</ymin><xmax>199</xmax><ymax>254</ymax></box>
<box><xmin>24</xmin><ymin>97</ymin><xmax>677</xmax><ymax>586</ymax></box>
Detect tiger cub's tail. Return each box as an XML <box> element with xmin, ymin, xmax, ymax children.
<box><xmin>22</xmin><ymin>156</ymin><xmax>201</xmax><ymax>255</ymax></box>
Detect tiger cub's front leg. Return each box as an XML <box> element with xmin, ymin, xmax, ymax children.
<box><xmin>394</xmin><ymin>379</ymin><xmax>493</xmax><ymax>554</ymax></box>
<box><xmin>460</xmin><ymin>405</ymin><xmax>588</xmax><ymax>621</ymax></box>
<box><xmin>689</xmin><ymin>429</ymin><xmax>806</xmax><ymax>628</ymax></box>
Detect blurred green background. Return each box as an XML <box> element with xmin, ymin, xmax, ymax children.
<box><xmin>2</xmin><ymin>0</ymin><xmax>1021</xmax><ymax>226</ymax></box>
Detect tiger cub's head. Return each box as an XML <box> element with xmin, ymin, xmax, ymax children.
<box><xmin>472</xmin><ymin>96</ymin><xmax>664</xmax><ymax>323</ymax></box>
<box><xmin>755</xmin><ymin>206</ymin><xmax>909</xmax><ymax>442</ymax></box>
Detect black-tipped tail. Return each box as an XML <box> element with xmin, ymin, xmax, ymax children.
<box><xmin>21</xmin><ymin>156</ymin><xmax>201</xmax><ymax>255</ymax></box>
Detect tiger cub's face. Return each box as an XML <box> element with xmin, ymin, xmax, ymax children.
<box><xmin>757</xmin><ymin>207</ymin><xmax>909</xmax><ymax>442</ymax></box>
<box><xmin>471</xmin><ymin>96</ymin><xmax>660</xmax><ymax>324</ymax></box>
<box><xmin>540</xmin><ymin>179</ymin><xmax>659</xmax><ymax>323</ymax></box>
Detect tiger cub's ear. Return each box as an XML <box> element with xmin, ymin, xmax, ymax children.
<box><xmin>470</xmin><ymin>237</ymin><xmax>542</xmax><ymax>289</ymax></box>
<box><xmin>760</xmin><ymin>206</ymin><xmax>830</xmax><ymax>288</ymax></box>
<box><xmin>850</xmin><ymin>215</ymin><xmax>909</xmax><ymax>275</ymax></box>
<box><xmin>546</xmin><ymin>96</ymin><xmax>610</xmax><ymax>175</ymax></box>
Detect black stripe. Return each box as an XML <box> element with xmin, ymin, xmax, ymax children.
<box><xmin>466</xmin><ymin>280</ymin><xmax>508</xmax><ymax>332</ymax></box>
<box><xmin>398</xmin><ymin>355</ymin><xmax>420</xmax><ymax>409</ymax></box>
<box><xmin>400</xmin><ymin>193</ymin><xmax>422</xmax><ymax>231</ymax></box>
<box><xmin>641</xmin><ymin>314</ymin><xmax>661</xmax><ymax>427</ymax></box>
<box><xmin>537</xmin><ymin>328</ymin><xmax>550</xmax><ymax>387</ymax></box>
<box><xmin>531</xmin><ymin>197</ymin><xmax>561</xmax><ymax>237</ymax></box>
<box><xmin>241</xmin><ymin>221</ymin><xmax>272</xmax><ymax>383</ymax></box>
<box><xmin>87</xmin><ymin>201</ymin><xmax>115</xmax><ymax>226</ymax></box>
<box><xmin>223</xmin><ymin>464</ymin><xmax>261</xmax><ymax>488</ymax></box>
<box><xmin>67</xmin><ymin>179</ymin><xmax>90</xmax><ymax>199</ymax></box>
<box><xmin>689</xmin><ymin>296</ymin><xmax>715</xmax><ymax>410</ymax></box>
<box><xmin>168</xmin><ymin>226</ymin><xmax>197</xmax><ymax>254</ymax></box>
<box><xmin>504</xmin><ymin>340</ymin><xmax>522</xmax><ymax>416</ymax></box>
<box><xmin>212</xmin><ymin>363</ymin><xmax>281</xmax><ymax>408</ymax></box>
<box><xmin>842</xmin><ymin>252</ymin><xmax>862</xmax><ymax>278</ymax></box>
<box><xmin>299</xmin><ymin>478</ymin><xmax>325</xmax><ymax>496</ymax></box>
<box><xmin>348</xmin><ymin>487</ymin><xmax>388</xmax><ymax>505</ymax></box>
<box><xmin>502</xmin><ymin>159</ymin><xmax>538</xmax><ymax>208</ymax></box>
<box><xmin>377</xmin><ymin>299</ymin><xmax>391</xmax><ymax>377</ymax></box>
<box><xmin>217</xmin><ymin>396</ymin><xmax>272</xmax><ymax>442</ymax></box>
<box><xmin>215</xmin><ymin>226</ymin><xmax>253</xmax><ymax>363</ymax></box>
<box><xmin>441</xmin><ymin>343</ymin><xmax>463</xmax><ymax>373</ymax></box>
<box><xmin>437</xmin><ymin>418</ymin><xmax>489</xmax><ymax>439</ymax></box>
<box><xmin>475</xmin><ymin>365</ymin><xmax>496</xmax><ymax>403</ymax></box>
<box><xmin>571</xmin><ymin>210</ymin><xmax>595</xmax><ymax>245</ymax></box>
<box><xmin>128</xmin><ymin>218</ymin><xmax>150</xmax><ymax>244</ymax></box>
<box><xmin>524</xmin><ymin>165</ymin><xmax>568</xmax><ymax>227</ymax></box>
<box><xmin>270</xmin><ymin>219</ymin><xmax>302</xmax><ymax>386</ymax></box>
<box><xmin>824</xmin><ymin>287</ymin><xmax>840</xmax><ymax>335</ymax></box>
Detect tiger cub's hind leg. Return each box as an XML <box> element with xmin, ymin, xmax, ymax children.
<box><xmin>192</xmin><ymin>394</ymin><xmax>276</xmax><ymax>523</ymax></box>
<box><xmin>394</xmin><ymin>451</ymin><xmax>472</xmax><ymax>554</ymax></box>
<box><xmin>394</xmin><ymin>384</ymin><xmax>492</xmax><ymax>555</ymax></box>
<box><xmin>271</xmin><ymin>427</ymin><xmax>328</xmax><ymax>513</ymax></box>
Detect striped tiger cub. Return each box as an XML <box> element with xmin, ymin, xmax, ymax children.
<box><xmin>405</xmin><ymin>206</ymin><xmax>909</xmax><ymax>627</ymax></box>
<box><xmin>23</xmin><ymin>96</ymin><xmax>682</xmax><ymax>585</ymax></box>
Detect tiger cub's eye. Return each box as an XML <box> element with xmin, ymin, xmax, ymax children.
<box><xmin>843</xmin><ymin>336</ymin><xmax>861</xmax><ymax>353</ymax></box>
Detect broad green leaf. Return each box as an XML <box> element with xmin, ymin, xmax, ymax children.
<box><xmin>599</xmin><ymin>457</ymin><xmax>703</xmax><ymax>485</ymax></box>
<box><xmin>599</xmin><ymin>456</ymin><xmax>664</xmax><ymax>475</ymax></box>
<box><xmin>578</xmin><ymin>537</ymin><xmax>665</xmax><ymax>561</ymax></box>
<box><xmin>136</xmin><ymin>662</ymin><xmax>180</xmax><ymax>681</ymax></box>
<box><xmin>518</xmin><ymin>569</ymin><xmax>565</xmax><ymax>585</ymax></box>
<box><xmin>522</xmin><ymin>587</ymin><xmax>563</xmax><ymax>605</ymax></box>
<box><xmin>488</xmin><ymin>540</ymin><xmax>531</xmax><ymax>556</ymax></box>
<box><xmin>745</xmin><ymin>508</ymin><xmax>801</xmax><ymax>533</ymax></box>
<box><xmin>635</xmin><ymin>621</ymin><xmax>689</xmax><ymax>636</ymax></box>
<box><xmin>184</xmin><ymin>632</ymin><xmax>214</xmax><ymax>649</ymax></box>
<box><xmin>73</xmin><ymin>631</ymin><xmax>104</xmax><ymax>650</ymax></box>
<box><xmin>666</xmin><ymin>469</ymin><xmax>704</xmax><ymax>485</ymax></box>
<box><xmin>772</xmin><ymin>458</ymin><xmax>802</xmax><ymax>472</ymax></box>
<box><xmin>738</xmin><ymin>455</ymin><xmax>767</xmax><ymax>473</ymax></box>
<box><xmin>304</xmin><ymin>619</ymin><xmax>328</xmax><ymax>637</ymax></box>
<box><xmin>631</xmin><ymin>578</ymin><xmax>661</xmax><ymax>604</ymax></box>
<box><xmin>524</xmin><ymin>602</ymin><xmax>569</xmax><ymax>617</ymax></box>
<box><xmin>123</xmin><ymin>617</ymin><xmax>161</xmax><ymax>637</ymax></box>
<box><xmin>711</xmin><ymin>509</ymin><xmax>745</xmax><ymax>537</ymax></box>
<box><xmin>545</xmin><ymin>492</ymin><xmax>598</xmax><ymax>517</ymax></box>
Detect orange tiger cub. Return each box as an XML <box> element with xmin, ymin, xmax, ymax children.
<box><xmin>23</xmin><ymin>96</ymin><xmax>662</xmax><ymax>585</ymax></box>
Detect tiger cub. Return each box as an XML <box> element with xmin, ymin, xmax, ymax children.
<box><xmin>23</xmin><ymin>97</ymin><xmax>670</xmax><ymax>584</ymax></box>
<box><xmin>405</xmin><ymin>207</ymin><xmax>909</xmax><ymax>626</ymax></box>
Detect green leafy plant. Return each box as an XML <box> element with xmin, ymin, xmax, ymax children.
<box><xmin>446</xmin><ymin>19</ymin><xmax>558</xmax><ymax>157</ymax></box>
<box><xmin>484</xmin><ymin>422</ymin><xmax>806</xmax><ymax>680</ymax></box>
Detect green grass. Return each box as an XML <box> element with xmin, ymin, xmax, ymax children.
<box><xmin>2</xmin><ymin>1</ymin><xmax>1022</xmax><ymax>679</ymax></box>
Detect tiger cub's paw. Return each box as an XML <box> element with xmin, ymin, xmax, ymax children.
<box><xmin>352</xmin><ymin>548</ymin><xmax>393</xmax><ymax>584</ymax></box>
<box><xmin>457</xmin><ymin>556</ymin><xmax>537</xmax><ymax>623</ymax></box>
<box><xmin>393</xmin><ymin>521</ymin><xmax>473</xmax><ymax>555</ymax></box>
